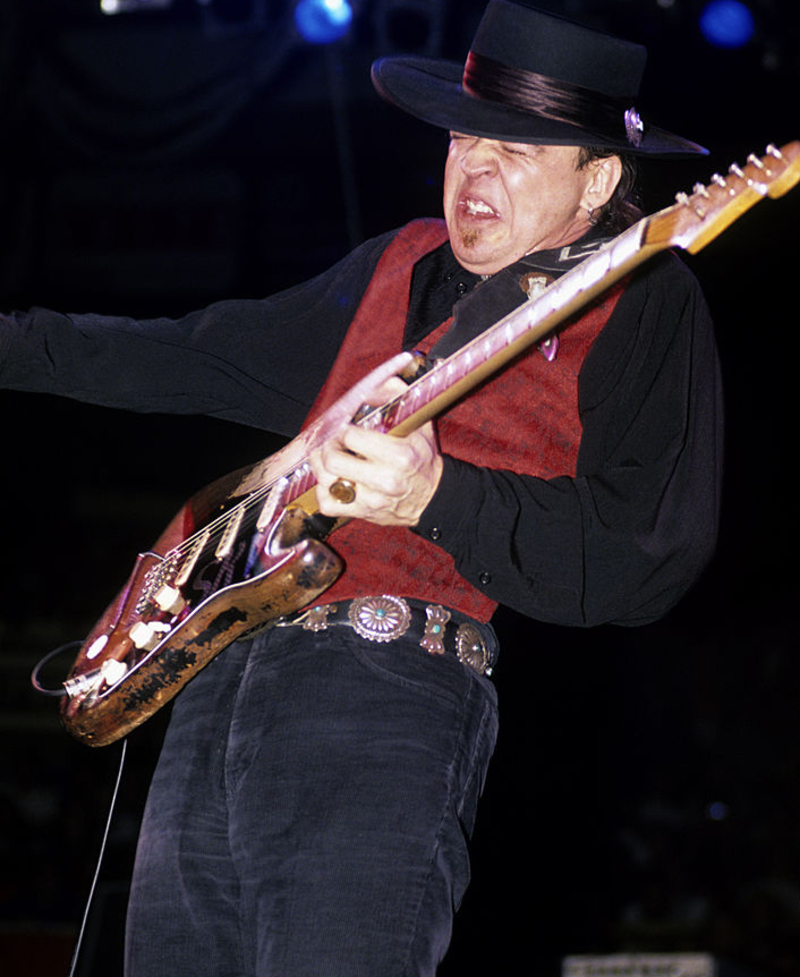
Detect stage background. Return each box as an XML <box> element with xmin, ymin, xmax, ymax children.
<box><xmin>1</xmin><ymin>2</ymin><xmax>798</xmax><ymax>974</ymax></box>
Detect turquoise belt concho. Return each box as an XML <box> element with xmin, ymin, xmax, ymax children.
<box><xmin>277</xmin><ymin>595</ymin><xmax>493</xmax><ymax>676</ymax></box>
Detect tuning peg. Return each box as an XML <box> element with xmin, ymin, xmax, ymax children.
<box><xmin>676</xmin><ymin>190</ymin><xmax>707</xmax><ymax>219</ymax></box>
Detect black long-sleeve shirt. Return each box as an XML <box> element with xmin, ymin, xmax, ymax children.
<box><xmin>0</xmin><ymin>225</ymin><xmax>722</xmax><ymax>626</ymax></box>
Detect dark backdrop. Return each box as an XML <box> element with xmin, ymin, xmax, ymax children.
<box><xmin>1</xmin><ymin>2</ymin><xmax>798</xmax><ymax>975</ymax></box>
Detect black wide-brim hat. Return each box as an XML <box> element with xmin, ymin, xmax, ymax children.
<box><xmin>372</xmin><ymin>0</ymin><xmax>707</xmax><ymax>156</ymax></box>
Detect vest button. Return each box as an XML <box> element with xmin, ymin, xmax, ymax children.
<box><xmin>479</xmin><ymin>572</ymin><xmax>492</xmax><ymax>586</ymax></box>
<box><xmin>429</xmin><ymin>527</ymin><xmax>442</xmax><ymax>542</ymax></box>
<box><xmin>456</xmin><ymin>281</ymin><xmax>468</xmax><ymax>296</ymax></box>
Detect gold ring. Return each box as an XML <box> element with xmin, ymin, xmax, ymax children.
<box><xmin>329</xmin><ymin>478</ymin><xmax>357</xmax><ymax>504</ymax></box>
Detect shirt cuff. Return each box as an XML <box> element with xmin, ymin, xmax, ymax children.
<box><xmin>412</xmin><ymin>455</ymin><xmax>483</xmax><ymax>549</ymax></box>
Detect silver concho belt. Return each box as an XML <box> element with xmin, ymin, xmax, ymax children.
<box><xmin>277</xmin><ymin>596</ymin><xmax>493</xmax><ymax>675</ymax></box>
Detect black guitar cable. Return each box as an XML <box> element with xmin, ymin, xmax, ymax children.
<box><xmin>29</xmin><ymin>640</ymin><xmax>80</xmax><ymax>697</ymax></box>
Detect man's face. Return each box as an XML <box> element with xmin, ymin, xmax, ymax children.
<box><xmin>443</xmin><ymin>134</ymin><xmax>599</xmax><ymax>275</ymax></box>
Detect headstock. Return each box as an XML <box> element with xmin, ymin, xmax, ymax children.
<box><xmin>645</xmin><ymin>141</ymin><xmax>800</xmax><ymax>254</ymax></box>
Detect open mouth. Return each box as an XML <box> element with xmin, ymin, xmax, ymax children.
<box><xmin>460</xmin><ymin>196</ymin><xmax>500</xmax><ymax>219</ymax></box>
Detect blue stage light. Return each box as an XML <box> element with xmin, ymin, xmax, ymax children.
<box><xmin>294</xmin><ymin>0</ymin><xmax>353</xmax><ymax>44</ymax></box>
<box><xmin>699</xmin><ymin>0</ymin><xmax>756</xmax><ymax>49</ymax></box>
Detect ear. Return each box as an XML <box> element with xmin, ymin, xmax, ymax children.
<box><xmin>579</xmin><ymin>154</ymin><xmax>623</xmax><ymax>212</ymax></box>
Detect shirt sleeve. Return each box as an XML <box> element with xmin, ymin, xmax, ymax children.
<box><xmin>0</xmin><ymin>230</ymin><xmax>396</xmax><ymax>437</ymax></box>
<box><xmin>414</xmin><ymin>254</ymin><xmax>723</xmax><ymax>627</ymax></box>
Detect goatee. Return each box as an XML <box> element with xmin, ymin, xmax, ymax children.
<box><xmin>459</xmin><ymin>227</ymin><xmax>481</xmax><ymax>249</ymax></box>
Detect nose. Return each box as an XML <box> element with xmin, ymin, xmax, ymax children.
<box><xmin>457</xmin><ymin>137</ymin><xmax>498</xmax><ymax>176</ymax></box>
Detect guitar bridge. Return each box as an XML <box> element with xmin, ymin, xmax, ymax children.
<box><xmin>136</xmin><ymin>552</ymin><xmax>182</xmax><ymax>615</ymax></box>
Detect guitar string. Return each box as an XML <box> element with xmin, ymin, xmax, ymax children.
<box><xmin>105</xmin><ymin>163</ymin><xmax>799</xmax><ymax>583</ymax></box>
<box><xmin>110</xmin><ymin>181</ymin><xmax>750</xmax><ymax>612</ymax></box>
<box><xmin>158</xmin><ymin>374</ymin><xmax>432</xmax><ymax>567</ymax></box>
<box><xmin>145</xmin><ymin>245</ymin><xmax>609</xmax><ymax>579</ymax></box>
<box><xmin>148</xmin><ymin>407</ymin><xmax>391</xmax><ymax>569</ymax></box>
<box><xmin>89</xmin><ymin>156</ymin><xmax>800</xmax><ymax>598</ymax></box>
<box><xmin>162</xmin><ymin>151</ymin><xmax>799</xmax><ymax>565</ymax></box>
<box><xmin>139</xmin><ymin>186</ymin><xmax>737</xmax><ymax>590</ymax></box>
<box><xmin>157</xmin><ymin>333</ymin><xmax>487</xmax><ymax>570</ymax></box>
<box><xmin>145</xmin><ymin>274</ymin><xmax>568</xmax><ymax>577</ymax></box>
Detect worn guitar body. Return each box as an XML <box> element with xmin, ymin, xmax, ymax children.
<box><xmin>61</xmin><ymin>461</ymin><xmax>343</xmax><ymax>746</ymax></box>
<box><xmin>58</xmin><ymin>141</ymin><xmax>800</xmax><ymax>746</ymax></box>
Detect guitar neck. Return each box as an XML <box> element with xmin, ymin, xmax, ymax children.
<box><xmin>60</xmin><ymin>141</ymin><xmax>800</xmax><ymax>747</ymax></box>
<box><xmin>291</xmin><ymin>140</ymin><xmax>800</xmax><ymax>514</ymax></box>
<box><xmin>383</xmin><ymin>220</ymin><xmax>655</xmax><ymax>437</ymax></box>
<box><xmin>374</xmin><ymin>141</ymin><xmax>800</xmax><ymax>438</ymax></box>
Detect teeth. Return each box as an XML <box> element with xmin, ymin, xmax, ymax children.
<box><xmin>465</xmin><ymin>198</ymin><xmax>495</xmax><ymax>215</ymax></box>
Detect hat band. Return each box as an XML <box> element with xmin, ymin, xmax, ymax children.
<box><xmin>462</xmin><ymin>50</ymin><xmax>633</xmax><ymax>145</ymax></box>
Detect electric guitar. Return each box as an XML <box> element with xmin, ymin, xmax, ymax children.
<box><xmin>60</xmin><ymin>141</ymin><xmax>800</xmax><ymax>746</ymax></box>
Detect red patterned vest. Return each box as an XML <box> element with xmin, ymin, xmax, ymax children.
<box><xmin>304</xmin><ymin>219</ymin><xmax>623</xmax><ymax>622</ymax></box>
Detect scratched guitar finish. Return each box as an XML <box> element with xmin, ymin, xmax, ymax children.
<box><xmin>60</xmin><ymin>142</ymin><xmax>800</xmax><ymax>746</ymax></box>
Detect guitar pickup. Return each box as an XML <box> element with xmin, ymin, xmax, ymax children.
<box><xmin>215</xmin><ymin>505</ymin><xmax>245</xmax><ymax>560</ymax></box>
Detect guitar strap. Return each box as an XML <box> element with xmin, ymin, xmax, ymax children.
<box><xmin>427</xmin><ymin>230</ymin><xmax>613</xmax><ymax>360</ymax></box>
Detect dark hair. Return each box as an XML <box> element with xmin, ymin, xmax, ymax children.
<box><xmin>577</xmin><ymin>147</ymin><xmax>643</xmax><ymax>233</ymax></box>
